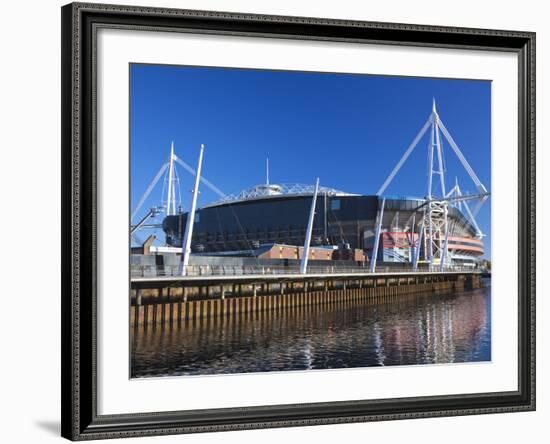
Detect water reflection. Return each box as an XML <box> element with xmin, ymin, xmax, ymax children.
<box><xmin>130</xmin><ymin>285</ymin><xmax>491</xmax><ymax>378</ymax></box>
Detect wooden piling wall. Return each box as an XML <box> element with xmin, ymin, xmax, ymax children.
<box><xmin>130</xmin><ymin>275</ymin><xmax>482</xmax><ymax>328</ymax></box>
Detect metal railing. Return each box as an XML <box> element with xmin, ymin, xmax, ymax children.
<box><xmin>130</xmin><ymin>263</ymin><xmax>482</xmax><ymax>278</ymax></box>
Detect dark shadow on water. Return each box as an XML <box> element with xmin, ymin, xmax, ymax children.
<box><xmin>35</xmin><ymin>420</ymin><xmax>60</xmax><ymax>436</ymax></box>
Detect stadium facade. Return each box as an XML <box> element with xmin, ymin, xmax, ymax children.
<box><xmin>162</xmin><ymin>182</ymin><xmax>484</xmax><ymax>267</ymax></box>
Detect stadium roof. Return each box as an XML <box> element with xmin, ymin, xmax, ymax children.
<box><xmin>203</xmin><ymin>183</ymin><xmax>357</xmax><ymax>208</ymax></box>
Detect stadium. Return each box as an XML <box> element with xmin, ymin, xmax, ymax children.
<box><xmin>162</xmin><ymin>183</ymin><xmax>484</xmax><ymax>268</ymax></box>
<box><xmin>133</xmin><ymin>101</ymin><xmax>489</xmax><ymax>271</ymax></box>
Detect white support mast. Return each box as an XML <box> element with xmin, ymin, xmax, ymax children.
<box><xmin>376</xmin><ymin>99</ymin><xmax>489</xmax><ymax>269</ymax></box>
<box><xmin>426</xmin><ymin>100</ymin><xmax>449</xmax><ymax>268</ymax></box>
<box><xmin>413</xmin><ymin>218</ymin><xmax>424</xmax><ymax>270</ymax></box>
<box><xmin>266</xmin><ymin>158</ymin><xmax>270</xmax><ymax>185</ymax></box>
<box><xmin>377</xmin><ymin>98</ymin><xmax>488</xmax><ymax>200</ymax></box>
<box><xmin>370</xmin><ymin>198</ymin><xmax>385</xmax><ymax>273</ymax></box>
<box><xmin>428</xmin><ymin>122</ymin><xmax>435</xmax><ymax>198</ymax></box>
<box><xmin>439</xmin><ymin>208</ymin><xmax>450</xmax><ymax>272</ymax></box>
<box><xmin>300</xmin><ymin>178</ymin><xmax>320</xmax><ymax>275</ymax></box>
<box><xmin>433</xmin><ymin>102</ymin><xmax>446</xmax><ymax>197</ymax></box>
<box><xmin>130</xmin><ymin>142</ymin><xmax>227</xmax><ymax>247</ymax></box>
<box><xmin>165</xmin><ymin>141</ymin><xmax>176</xmax><ymax>216</ymax></box>
<box><xmin>181</xmin><ymin>144</ymin><xmax>205</xmax><ymax>275</ymax></box>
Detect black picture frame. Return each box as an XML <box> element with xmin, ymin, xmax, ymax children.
<box><xmin>61</xmin><ymin>2</ymin><xmax>536</xmax><ymax>440</ymax></box>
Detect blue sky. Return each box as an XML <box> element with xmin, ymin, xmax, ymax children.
<box><xmin>130</xmin><ymin>64</ymin><xmax>491</xmax><ymax>257</ymax></box>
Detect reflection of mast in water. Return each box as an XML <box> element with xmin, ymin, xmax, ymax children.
<box><xmin>417</xmin><ymin>316</ymin><xmax>428</xmax><ymax>363</ymax></box>
<box><xmin>373</xmin><ymin>321</ymin><xmax>386</xmax><ymax>366</ymax></box>
<box><xmin>303</xmin><ymin>341</ymin><xmax>313</xmax><ymax>370</ymax></box>
<box><xmin>391</xmin><ymin>323</ymin><xmax>404</xmax><ymax>364</ymax></box>
<box><xmin>433</xmin><ymin>303</ymin><xmax>443</xmax><ymax>363</ymax></box>
<box><xmin>368</xmin><ymin>289</ymin><xmax>489</xmax><ymax>366</ymax></box>
<box><xmin>426</xmin><ymin>304</ymin><xmax>434</xmax><ymax>361</ymax></box>
<box><xmin>444</xmin><ymin>301</ymin><xmax>456</xmax><ymax>362</ymax></box>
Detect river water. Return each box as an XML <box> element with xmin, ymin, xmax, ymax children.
<box><xmin>131</xmin><ymin>284</ymin><xmax>491</xmax><ymax>378</ymax></box>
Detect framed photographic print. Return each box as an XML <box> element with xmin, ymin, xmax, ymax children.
<box><xmin>61</xmin><ymin>2</ymin><xmax>536</xmax><ymax>440</ymax></box>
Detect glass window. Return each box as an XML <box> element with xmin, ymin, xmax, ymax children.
<box><xmin>331</xmin><ymin>199</ymin><xmax>341</xmax><ymax>210</ymax></box>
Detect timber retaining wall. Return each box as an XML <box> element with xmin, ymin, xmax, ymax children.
<box><xmin>130</xmin><ymin>274</ymin><xmax>483</xmax><ymax>329</ymax></box>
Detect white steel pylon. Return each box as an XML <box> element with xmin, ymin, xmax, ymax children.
<box><xmin>131</xmin><ymin>142</ymin><xmax>226</xmax><ymax>223</ymax></box>
<box><xmin>165</xmin><ymin>141</ymin><xmax>179</xmax><ymax>216</ymax></box>
<box><xmin>424</xmin><ymin>200</ymin><xmax>448</xmax><ymax>268</ymax></box>
<box><xmin>425</xmin><ymin>101</ymin><xmax>449</xmax><ymax>269</ymax></box>
<box><xmin>181</xmin><ymin>144</ymin><xmax>205</xmax><ymax>275</ymax></box>
<box><xmin>300</xmin><ymin>177</ymin><xmax>320</xmax><ymax>274</ymax></box>
<box><xmin>370</xmin><ymin>197</ymin><xmax>386</xmax><ymax>272</ymax></box>
<box><xmin>131</xmin><ymin>142</ymin><xmax>181</xmax><ymax>222</ymax></box>
<box><xmin>377</xmin><ymin>99</ymin><xmax>488</xmax><ymax>197</ymax></box>
<box><xmin>376</xmin><ymin>99</ymin><xmax>490</xmax><ymax>269</ymax></box>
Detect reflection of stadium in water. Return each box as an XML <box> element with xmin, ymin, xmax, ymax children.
<box><xmin>357</xmin><ymin>285</ymin><xmax>490</xmax><ymax>366</ymax></box>
<box><xmin>131</xmin><ymin>285</ymin><xmax>491</xmax><ymax>377</ymax></box>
